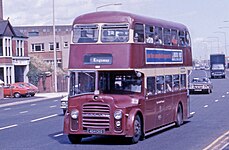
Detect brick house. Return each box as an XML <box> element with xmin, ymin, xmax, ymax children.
<box><xmin>0</xmin><ymin>20</ymin><xmax>29</xmax><ymax>85</ymax></box>
<box><xmin>14</xmin><ymin>25</ymin><xmax>71</xmax><ymax>92</ymax></box>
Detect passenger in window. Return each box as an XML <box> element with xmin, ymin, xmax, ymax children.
<box><xmin>137</xmin><ymin>34</ymin><xmax>144</xmax><ymax>42</ymax></box>
<box><xmin>157</xmin><ymin>83</ymin><xmax>164</xmax><ymax>93</ymax></box>
<box><xmin>154</xmin><ymin>34</ymin><xmax>162</xmax><ymax>44</ymax></box>
<box><xmin>102</xmin><ymin>30</ymin><xmax>109</xmax><ymax>42</ymax></box>
<box><xmin>171</xmin><ymin>35</ymin><xmax>178</xmax><ymax>45</ymax></box>
<box><xmin>179</xmin><ymin>38</ymin><xmax>185</xmax><ymax>46</ymax></box>
<box><xmin>78</xmin><ymin>30</ymin><xmax>94</xmax><ymax>43</ymax></box>
<box><xmin>134</xmin><ymin>33</ymin><xmax>144</xmax><ymax>42</ymax></box>
<box><xmin>146</xmin><ymin>34</ymin><xmax>154</xmax><ymax>43</ymax></box>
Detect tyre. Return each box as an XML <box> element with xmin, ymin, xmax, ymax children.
<box><xmin>128</xmin><ymin>115</ymin><xmax>142</xmax><ymax>144</ymax></box>
<box><xmin>175</xmin><ymin>104</ymin><xmax>183</xmax><ymax>127</ymax></box>
<box><xmin>14</xmin><ymin>92</ymin><xmax>21</xmax><ymax>98</ymax></box>
<box><xmin>68</xmin><ymin>134</ymin><xmax>82</xmax><ymax>144</ymax></box>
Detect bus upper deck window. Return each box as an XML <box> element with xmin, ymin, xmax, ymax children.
<box><xmin>101</xmin><ymin>24</ymin><xmax>129</xmax><ymax>43</ymax></box>
<box><xmin>145</xmin><ymin>25</ymin><xmax>154</xmax><ymax>44</ymax></box>
<box><xmin>73</xmin><ymin>24</ymin><xmax>99</xmax><ymax>43</ymax></box>
<box><xmin>154</xmin><ymin>26</ymin><xmax>163</xmax><ymax>45</ymax></box>
<box><xmin>171</xmin><ymin>29</ymin><xmax>178</xmax><ymax>46</ymax></box>
<box><xmin>178</xmin><ymin>31</ymin><xmax>185</xmax><ymax>46</ymax></box>
<box><xmin>185</xmin><ymin>32</ymin><xmax>191</xmax><ymax>46</ymax></box>
<box><xmin>134</xmin><ymin>23</ymin><xmax>144</xmax><ymax>43</ymax></box>
<box><xmin>163</xmin><ymin>28</ymin><xmax>171</xmax><ymax>45</ymax></box>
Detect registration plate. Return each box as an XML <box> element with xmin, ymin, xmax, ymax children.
<box><xmin>87</xmin><ymin>128</ymin><xmax>105</xmax><ymax>134</ymax></box>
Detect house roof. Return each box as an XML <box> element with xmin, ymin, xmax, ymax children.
<box><xmin>0</xmin><ymin>20</ymin><xmax>9</xmax><ymax>35</ymax></box>
<box><xmin>13</xmin><ymin>27</ymin><xmax>28</xmax><ymax>38</ymax></box>
<box><xmin>0</xmin><ymin>20</ymin><xmax>27</xmax><ymax>38</ymax></box>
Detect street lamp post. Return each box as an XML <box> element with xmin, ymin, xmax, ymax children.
<box><xmin>203</xmin><ymin>40</ymin><xmax>213</xmax><ymax>54</ymax></box>
<box><xmin>53</xmin><ymin>0</ymin><xmax>57</xmax><ymax>92</ymax></box>
<box><xmin>96</xmin><ymin>3</ymin><xmax>122</xmax><ymax>12</ymax></box>
<box><xmin>201</xmin><ymin>40</ymin><xmax>210</xmax><ymax>59</ymax></box>
<box><xmin>207</xmin><ymin>37</ymin><xmax>220</xmax><ymax>53</ymax></box>
<box><xmin>214</xmin><ymin>31</ymin><xmax>227</xmax><ymax>56</ymax></box>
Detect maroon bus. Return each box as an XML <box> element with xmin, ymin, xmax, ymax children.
<box><xmin>64</xmin><ymin>11</ymin><xmax>193</xmax><ymax>144</ymax></box>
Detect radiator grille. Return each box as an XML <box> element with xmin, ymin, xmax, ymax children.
<box><xmin>82</xmin><ymin>103</ymin><xmax>110</xmax><ymax>129</ymax></box>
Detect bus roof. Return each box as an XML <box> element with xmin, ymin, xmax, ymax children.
<box><xmin>73</xmin><ymin>11</ymin><xmax>188</xmax><ymax>31</ymax></box>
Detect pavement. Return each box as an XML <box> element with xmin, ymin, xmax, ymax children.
<box><xmin>0</xmin><ymin>92</ymin><xmax>68</xmax><ymax>108</ymax></box>
<box><xmin>35</xmin><ymin>92</ymin><xmax>68</xmax><ymax>98</ymax></box>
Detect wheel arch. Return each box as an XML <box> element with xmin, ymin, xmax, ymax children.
<box><xmin>126</xmin><ymin>108</ymin><xmax>144</xmax><ymax>138</ymax></box>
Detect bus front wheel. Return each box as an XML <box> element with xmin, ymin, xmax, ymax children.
<box><xmin>68</xmin><ymin>134</ymin><xmax>82</xmax><ymax>144</ymax></box>
<box><xmin>128</xmin><ymin>115</ymin><xmax>142</xmax><ymax>144</ymax></box>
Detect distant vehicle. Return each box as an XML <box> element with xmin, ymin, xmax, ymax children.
<box><xmin>194</xmin><ymin>64</ymin><xmax>200</xmax><ymax>70</ymax></box>
<box><xmin>205</xmin><ymin>66</ymin><xmax>210</xmax><ymax>70</ymax></box>
<box><xmin>189</xmin><ymin>77</ymin><xmax>213</xmax><ymax>94</ymax></box>
<box><xmin>210</xmin><ymin>54</ymin><xmax>226</xmax><ymax>78</ymax></box>
<box><xmin>200</xmin><ymin>66</ymin><xmax>205</xmax><ymax>70</ymax></box>
<box><xmin>3</xmin><ymin>82</ymin><xmax>37</xmax><ymax>98</ymax></box>
<box><xmin>60</xmin><ymin>96</ymin><xmax>68</xmax><ymax>114</ymax></box>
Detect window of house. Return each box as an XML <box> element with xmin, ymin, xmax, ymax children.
<box><xmin>64</xmin><ymin>41</ymin><xmax>69</xmax><ymax>48</ymax></box>
<box><xmin>0</xmin><ymin>39</ymin><xmax>3</xmax><ymax>56</ymax></box>
<box><xmin>4</xmin><ymin>38</ymin><xmax>11</xmax><ymax>57</ymax></box>
<box><xmin>31</xmin><ymin>43</ymin><xmax>44</xmax><ymax>52</ymax></box>
<box><xmin>49</xmin><ymin>42</ymin><xmax>60</xmax><ymax>51</ymax></box>
<box><xmin>16</xmin><ymin>40</ymin><xmax>24</xmax><ymax>56</ymax></box>
<box><xmin>28</xmin><ymin>31</ymin><xmax>39</xmax><ymax>36</ymax></box>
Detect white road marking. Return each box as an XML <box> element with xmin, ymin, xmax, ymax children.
<box><xmin>222</xmin><ymin>95</ymin><xmax>225</xmax><ymax>98</ymax></box>
<box><xmin>226</xmin><ymin>92</ymin><xmax>229</xmax><ymax>94</ymax></box>
<box><xmin>30</xmin><ymin>104</ymin><xmax>36</xmax><ymax>106</ymax></box>
<box><xmin>4</xmin><ymin>108</ymin><xmax>11</xmax><ymax>111</ymax></box>
<box><xmin>54</xmin><ymin>133</ymin><xmax>63</xmax><ymax>137</ymax></box>
<box><xmin>49</xmin><ymin>105</ymin><xmax>57</xmax><ymax>108</ymax></box>
<box><xmin>215</xmin><ymin>100</ymin><xmax>219</xmax><ymax>102</ymax></box>
<box><xmin>30</xmin><ymin>114</ymin><xmax>58</xmax><ymax>123</ymax></box>
<box><xmin>20</xmin><ymin>111</ymin><xmax>28</xmax><ymax>114</ymax></box>
<box><xmin>204</xmin><ymin>105</ymin><xmax>208</xmax><ymax>108</ymax></box>
<box><xmin>0</xmin><ymin>124</ymin><xmax>18</xmax><ymax>131</ymax></box>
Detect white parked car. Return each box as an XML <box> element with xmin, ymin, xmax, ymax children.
<box><xmin>60</xmin><ymin>96</ymin><xmax>68</xmax><ymax>114</ymax></box>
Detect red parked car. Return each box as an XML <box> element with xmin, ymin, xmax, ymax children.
<box><xmin>3</xmin><ymin>82</ymin><xmax>38</xmax><ymax>98</ymax></box>
<box><xmin>17</xmin><ymin>82</ymin><xmax>39</xmax><ymax>94</ymax></box>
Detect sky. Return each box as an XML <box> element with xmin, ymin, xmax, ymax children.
<box><xmin>3</xmin><ymin>0</ymin><xmax>229</xmax><ymax>60</ymax></box>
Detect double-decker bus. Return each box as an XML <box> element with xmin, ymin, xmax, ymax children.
<box><xmin>64</xmin><ymin>11</ymin><xmax>193</xmax><ymax>144</ymax></box>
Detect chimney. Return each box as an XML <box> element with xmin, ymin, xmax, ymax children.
<box><xmin>0</xmin><ymin>0</ymin><xmax>3</xmax><ymax>20</ymax></box>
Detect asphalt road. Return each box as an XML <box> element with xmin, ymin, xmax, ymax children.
<box><xmin>0</xmin><ymin>69</ymin><xmax>228</xmax><ymax>150</ymax></box>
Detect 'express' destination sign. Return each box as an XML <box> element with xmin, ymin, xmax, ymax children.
<box><xmin>84</xmin><ymin>54</ymin><xmax>112</xmax><ymax>65</ymax></box>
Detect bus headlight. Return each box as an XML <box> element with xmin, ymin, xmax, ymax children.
<box><xmin>114</xmin><ymin>110</ymin><xmax>122</xmax><ymax>120</ymax></box>
<box><xmin>71</xmin><ymin>109</ymin><xmax>79</xmax><ymax>119</ymax></box>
